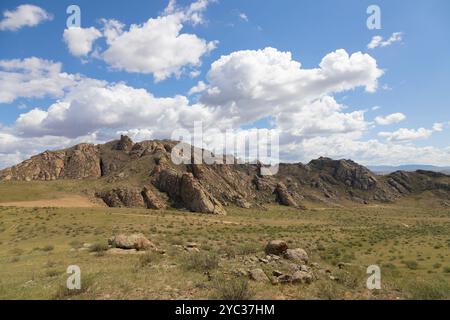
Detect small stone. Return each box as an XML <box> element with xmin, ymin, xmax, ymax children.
<box><xmin>249</xmin><ymin>269</ymin><xmax>269</xmax><ymax>282</ymax></box>
<box><xmin>272</xmin><ymin>270</ymin><xmax>283</xmax><ymax>277</ymax></box>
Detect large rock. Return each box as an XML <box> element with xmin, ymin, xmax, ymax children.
<box><xmin>141</xmin><ymin>186</ymin><xmax>167</xmax><ymax>210</ymax></box>
<box><xmin>308</xmin><ymin>158</ymin><xmax>377</xmax><ymax>191</ymax></box>
<box><xmin>284</xmin><ymin>248</ymin><xmax>309</xmax><ymax>263</ymax></box>
<box><xmin>180</xmin><ymin>173</ymin><xmax>226</xmax><ymax>215</ymax></box>
<box><xmin>275</xmin><ymin>183</ymin><xmax>299</xmax><ymax>207</ymax></box>
<box><xmin>99</xmin><ymin>188</ymin><xmax>146</xmax><ymax>208</ymax></box>
<box><xmin>265</xmin><ymin>240</ymin><xmax>288</xmax><ymax>256</ymax></box>
<box><xmin>0</xmin><ymin>143</ymin><xmax>101</xmax><ymax>181</ymax></box>
<box><xmin>155</xmin><ymin>169</ymin><xmax>226</xmax><ymax>215</ymax></box>
<box><xmin>115</xmin><ymin>135</ymin><xmax>134</xmax><ymax>152</ymax></box>
<box><xmin>108</xmin><ymin>234</ymin><xmax>155</xmax><ymax>251</ymax></box>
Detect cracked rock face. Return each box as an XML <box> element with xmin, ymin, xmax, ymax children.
<box><xmin>154</xmin><ymin>169</ymin><xmax>226</xmax><ymax>215</ymax></box>
<box><xmin>275</xmin><ymin>183</ymin><xmax>299</xmax><ymax>207</ymax></box>
<box><xmin>98</xmin><ymin>188</ymin><xmax>146</xmax><ymax>208</ymax></box>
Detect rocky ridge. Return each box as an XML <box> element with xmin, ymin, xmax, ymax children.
<box><xmin>1</xmin><ymin>135</ymin><xmax>449</xmax><ymax>215</ymax></box>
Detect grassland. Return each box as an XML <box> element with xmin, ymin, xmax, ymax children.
<box><xmin>0</xmin><ymin>181</ymin><xmax>449</xmax><ymax>300</ymax></box>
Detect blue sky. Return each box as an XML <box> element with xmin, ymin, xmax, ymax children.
<box><xmin>0</xmin><ymin>0</ymin><xmax>449</xmax><ymax>167</ymax></box>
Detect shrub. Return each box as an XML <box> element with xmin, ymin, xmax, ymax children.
<box><xmin>42</xmin><ymin>245</ymin><xmax>54</xmax><ymax>252</ymax></box>
<box><xmin>403</xmin><ymin>260</ymin><xmax>419</xmax><ymax>270</ymax></box>
<box><xmin>406</xmin><ymin>278</ymin><xmax>450</xmax><ymax>300</ymax></box>
<box><xmin>69</xmin><ymin>240</ymin><xmax>82</xmax><ymax>249</ymax></box>
<box><xmin>134</xmin><ymin>251</ymin><xmax>162</xmax><ymax>271</ymax></box>
<box><xmin>236</xmin><ymin>243</ymin><xmax>259</xmax><ymax>256</ymax></box>
<box><xmin>89</xmin><ymin>242</ymin><xmax>108</xmax><ymax>253</ymax></box>
<box><xmin>182</xmin><ymin>252</ymin><xmax>219</xmax><ymax>272</ymax></box>
<box><xmin>46</xmin><ymin>269</ymin><xmax>61</xmax><ymax>277</ymax></box>
<box><xmin>212</xmin><ymin>277</ymin><xmax>254</xmax><ymax>300</ymax></box>
<box><xmin>316</xmin><ymin>281</ymin><xmax>341</xmax><ymax>300</ymax></box>
<box><xmin>54</xmin><ymin>275</ymin><xmax>94</xmax><ymax>299</ymax></box>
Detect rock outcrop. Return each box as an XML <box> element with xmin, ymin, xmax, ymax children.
<box><xmin>98</xmin><ymin>188</ymin><xmax>146</xmax><ymax>208</ymax></box>
<box><xmin>275</xmin><ymin>183</ymin><xmax>299</xmax><ymax>208</ymax></box>
<box><xmin>154</xmin><ymin>169</ymin><xmax>226</xmax><ymax>215</ymax></box>
<box><xmin>1</xmin><ymin>136</ymin><xmax>450</xmax><ymax>213</ymax></box>
<box><xmin>141</xmin><ymin>186</ymin><xmax>167</xmax><ymax>210</ymax></box>
<box><xmin>308</xmin><ymin>157</ymin><xmax>377</xmax><ymax>191</ymax></box>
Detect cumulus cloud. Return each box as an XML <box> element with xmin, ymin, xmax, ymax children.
<box><xmin>374</xmin><ymin>113</ymin><xmax>406</xmax><ymax>125</ymax></box>
<box><xmin>199</xmin><ymin>47</ymin><xmax>383</xmax><ymax>126</ymax></box>
<box><xmin>290</xmin><ymin>134</ymin><xmax>450</xmax><ymax>166</ymax></box>
<box><xmin>188</xmin><ymin>81</ymin><xmax>207</xmax><ymax>95</ymax></box>
<box><xmin>100</xmin><ymin>0</ymin><xmax>217</xmax><ymax>81</ymax></box>
<box><xmin>63</xmin><ymin>27</ymin><xmax>102</xmax><ymax>57</ymax></box>
<box><xmin>0</xmin><ymin>57</ymin><xmax>79</xmax><ymax>104</ymax></box>
<box><xmin>368</xmin><ymin>32</ymin><xmax>403</xmax><ymax>49</ymax></box>
<box><xmin>0</xmin><ymin>4</ymin><xmax>52</xmax><ymax>31</ymax></box>
<box><xmin>12</xmin><ymin>80</ymin><xmax>218</xmax><ymax>139</ymax></box>
<box><xmin>378</xmin><ymin>127</ymin><xmax>433</xmax><ymax>142</ymax></box>
<box><xmin>2</xmin><ymin>46</ymin><xmax>449</xmax><ymax>168</ymax></box>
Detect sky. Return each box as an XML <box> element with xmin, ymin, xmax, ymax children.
<box><xmin>0</xmin><ymin>0</ymin><xmax>449</xmax><ymax>168</ymax></box>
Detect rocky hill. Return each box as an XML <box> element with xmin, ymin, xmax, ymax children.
<box><xmin>1</xmin><ymin>135</ymin><xmax>449</xmax><ymax>214</ymax></box>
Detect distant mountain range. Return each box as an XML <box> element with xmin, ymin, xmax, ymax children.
<box><xmin>368</xmin><ymin>165</ymin><xmax>450</xmax><ymax>174</ymax></box>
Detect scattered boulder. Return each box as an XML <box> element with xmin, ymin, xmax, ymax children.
<box><xmin>249</xmin><ymin>269</ymin><xmax>269</xmax><ymax>282</ymax></box>
<box><xmin>284</xmin><ymin>248</ymin><xmax>309</xmax><ymax>263</ymax></box>
<box><xmin>272</xmin><ymin>270</ymin><xmax>283</xmax><ymax>277</ymax></box>
<box><xmin>108</xmin><ymin>234</ymin><xmax>155</xmax><ymax>251</ymax></box>
<box><xmin>265</xmin><ymin>240</ymin><xmax>288</xmax><ymax>256</ymax></box>
<box><xmin>291</xmin><ymin>271</ymin><xmax>314</xmax><ymax>284</ymax></box>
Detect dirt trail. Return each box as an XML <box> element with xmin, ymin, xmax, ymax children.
<box><xmin>0</xmin><ymin>195</ymin><xmax>101</xmax><ymax>208</ymax></box>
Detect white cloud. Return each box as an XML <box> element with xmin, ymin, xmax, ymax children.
<box><xmin>378</xmin><ymin>127</ymin><xmax>433</xmax><ymax>142</ymax></box>
<box><xmin>374</xmin><ymin>112</ymin><xmax>406</xmax><ymax>125</ymax></box>
<box><xmin>12</xmin><ymin>80</ymin><xmax>216</xmax><ymax>139</ymax></box>
<box><xmin>2</xmin><ymin>45</ymin><xmax>450</xmax><ymax>169</ymax></box>
<box><xmin>0</xmin><ymin>4</ymin><xmax>52</xmax><ymax>31</ymax></box>
<box><xmin>289</xmin><ymin>134</ymin><xmax>450</xmax><ymax>166</ymax></box>
<box><xmin>238</xmin><ymin>13</ymin><xmax>248</xmax><ymax>22</ymax></box>
<box><xmin>368</xmin><ymin>32</ymin><xmax>403</xmax><ymax>49</ymax></box>
<box><xmin>276</xmin><ymin>96</ymin><xmax>368</xmax><ymax>137</ymax></box>
<box><xmin>372</xmin><ymin>106</ymin><xmax>381</xmax><ymax>111</ymax></box>
<box><xmin>432</xmin><ymin>122</ymin><xmax>444</xmax><ymax>132</ymax></box>
<box><xmin>188</xmin><ymin>81</ymin><xmax>207</xmax><ymax>95</ymax></box>
<box><xmin>200</xmin><ymin>47</ymin><xmax>383</xmax><ymax>126</ymax></box>
<box><xmin>0</xmin><ymin>57</ymin><xmax>79</xmax><ymax>104</ymax></box>
<box><xmin>63</xmin><ymin>27</ymin><xmax>102</xmax><ymax>57</ymax></box>
<box><xmin>100</xmin><ymin>0</ymin><xmax>217</xmax><ymax>81</ymax></box>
